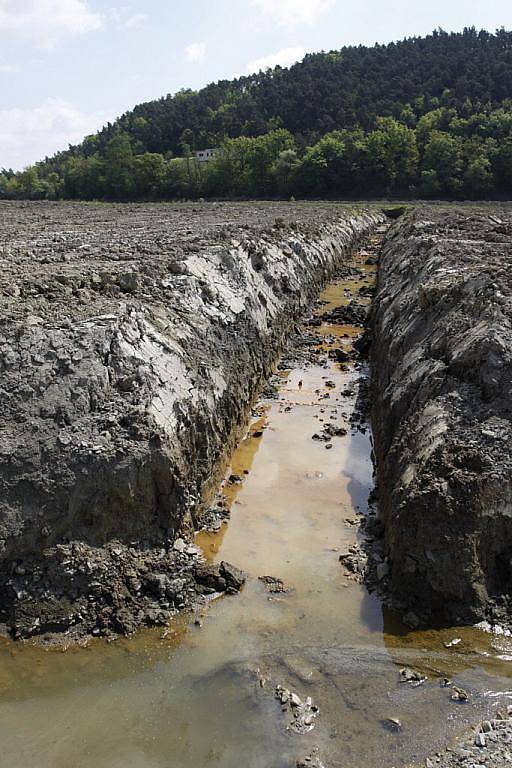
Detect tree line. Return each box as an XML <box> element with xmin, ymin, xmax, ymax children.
<box><xmin>2</xmin><ymin>103</ymin><xmax>512</xmax><ymax>201</ymax></box>
<box><xmin>2</xmin><ymin>27</ymin><xmax>512</xmax><ymax>201</ymax></box>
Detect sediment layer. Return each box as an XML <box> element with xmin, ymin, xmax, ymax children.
<box><xmin>0</xmin><ymin>200</ymin><xmax>382</xmax><ymax>639</ymax></box>
<box><xmin>371</xmin><ymin>205</ymin><xmax>512</xmax><ymax>626</ymax></box>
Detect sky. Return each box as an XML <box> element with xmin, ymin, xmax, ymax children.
<box><xmin>1</xmin><ymin>0</ymin><xmax>511</xmax><ymax>170</ymax></box>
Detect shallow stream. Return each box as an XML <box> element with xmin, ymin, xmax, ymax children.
<box><xmin>0</xmin><ymin>231</ymin><xmax>510</xmax><ymax>768</ymax></box>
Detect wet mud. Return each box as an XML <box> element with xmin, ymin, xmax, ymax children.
<box><xmin>0</xmin><ymin>201</ymin><xmax>382</xmax><ymax>642</ymax></box>
<box><xmin>371</xmin><ymin>205</ymin><xmax>512</xmax><ymax>629</ymax></box>
<box><xmin>0</xmin><ymin>226</ymin><xmax>510</xmax><ymax>768</ymax></box>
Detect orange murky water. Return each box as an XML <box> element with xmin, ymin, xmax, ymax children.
<box><xmin>0</xmin><ymin>235</ymin><xmax>510</xmax><ymax>768</ymax></box>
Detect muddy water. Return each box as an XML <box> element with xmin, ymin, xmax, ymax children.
<box><xmin>0</xmin><ymin>235</ymin><xmax>511</xmax><ymax>768</ymax></box>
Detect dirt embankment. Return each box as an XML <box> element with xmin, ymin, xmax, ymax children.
<box><xmin>0</xmin><ymin>200</ymin><xmax>383</xmax><ymax>641</ymax></box>
<box><xmin>371</xmin><ymin>205</ymin><xmax>512</xmax><ymax>627</ymax></box>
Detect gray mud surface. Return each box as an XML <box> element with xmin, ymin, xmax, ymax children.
<box><xmin>371</xmin><ymin>205</ymin><xmax>512</xmax><ymax>629</ymax></box>
<box><xmin>0</xmin><ymin>200</ymin><xmax>382</xmax><ymax>642</ymax></box>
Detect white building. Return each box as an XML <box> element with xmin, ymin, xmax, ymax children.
<box><xmin>195</xmin><ymin>148</ymin><xmax>219</xmax><ymax>162</ymax></box>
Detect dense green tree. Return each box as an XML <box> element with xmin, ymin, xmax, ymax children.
<box><xmin>166</xmin><ymin>157</ymin><xmax>204</xmax><ymax>199</ymax></box>
<box><xmin>134</xmin><ymin>153</ymin><xmax>167</xmax><ymax>198</ymax></box>
<box><xmin>299</xmin><ymin>132</ymin><xmax>348</xmax><ymax>195</ymax></box>
<box><xmin>13</xmin><ymin>167</ymin><xmax>45</xmax><ymax>198</ymax></box>
<box><xmin>297</xmin><ymin>128</ymin><xmax>371</xmax><ymax>196</ymax></box>
<box><xmin>421</xmin><ymin>131</ymin><xmax>463</xmax><ymax>195</ymax></box>
<box><xmin>271</xmin><ymin>149</ymin><xmax>301</xmax><ymax>195</ymax></box>
<box><xmin>63</xmin><ymin>155</ymin><xmax>105</xmax><ymax>199</ymax></box>
<box><xmin>464</xmin><ymin>154</ymin><xmax>494</xmax><ymax>196</ymax></box>
<box><xmin>3</xmin><ymin>29</ymin><xmax>512</xmax><ymax>202</ymax></box>
<box><xmin>365</xmin><ymin>117</ymin><xmax>419</xmax><ymax>192</ymax></box>
<box><xmin>493</xmin><ymin>136</ymin><xmax>512</xmax><ymax>190</ymax></box>
<box><xmin>103</xmin><ymin>133</ymin><xmax>135</xmax><ymax>199</ymax></box>
<box><xmin>203</xmin><ymin>129</ymin><xmax>295</xmax><ymax>197</ymax></box>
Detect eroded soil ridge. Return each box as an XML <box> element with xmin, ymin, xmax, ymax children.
<box><xmin>0</xmin><ymin>201</ymin><xmax>382</xmax><ymax>640</ymax></box>
<box><xmin>371</xmin><ymin>205</ymin><xmax>512</xmax><ymax>628</ymax></box>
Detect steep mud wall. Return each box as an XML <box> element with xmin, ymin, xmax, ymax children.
<box><xmin>0</xmin><ymin>201</ymin><xmax>383</xmax><ymax>638</ymax></box>
<box><xmin>371</xmin><ymin>205</ymin><xmax>512</xmax><ymax>626</ymax></box>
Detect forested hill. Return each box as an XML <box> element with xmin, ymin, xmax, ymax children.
<box><xmin>3</xmin><ymin>27</ymin><xmax>512</xmax><ymax>201</ymax></box>
<box><xmin>49</xmin><ymin>27</ymin><xmax>512</xmax><ymax>156</ymax></box>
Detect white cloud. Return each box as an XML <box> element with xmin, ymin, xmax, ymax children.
<box><xmin>252</xmin><ymin>0</ymin><xmax>336</xmax><ymax>27</ymax></box>
<box><xmin>185</xmin><ymin>41</ymin><xmax>206</xmax><ymax>63</ymax></box>
<box><xmin>124</xmin><ymin>12</ymin><xmax>147</xmax><ymax>29</ymax></box>
<box><xmin>0</xmin><ymin>63</ymin><xmax>16</xmax><ymax>72</ymax></box>
<box><xmin>0</xmin><ymin>98</ymin><xmax>111</xmax><ymax>170</ymax></box>
<box><xmin>0</xmin><ymin>0</ymin><xmax>104</xmax><ymax>47</ymax></box>
<box><xmin>247</xmin><ymin>46</ymin><xmax>306</xmax><ymax>73</ymax></box>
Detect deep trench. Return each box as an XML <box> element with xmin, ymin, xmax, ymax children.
<box><xmin>0</xmin><ymin>225</ymin><xmax>510</xmax><ymax>768</ymax></box>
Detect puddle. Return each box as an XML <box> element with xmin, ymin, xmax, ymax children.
<box><xmin>0</xmin><ymin>231</ymin><xmax>510</xmax><ymax>768</ymax></box>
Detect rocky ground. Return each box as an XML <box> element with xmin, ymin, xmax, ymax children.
<box><xmin>0</xmin><ymin>200</ymin><xmax>383</xmax><ymax>642</ymax></box>
<box><xmin>422</xmin><ymin>710</ymin><xmax>512</xmax><ymax>768</ymax></box>
<box><xmin>370</xmin><ymin>205</ymin><xmax>512</xmax><ymax>629</ymax></box>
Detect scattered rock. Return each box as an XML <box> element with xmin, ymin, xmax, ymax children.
<box><xmin>381</xmin><ymin>717</ymin><xmax>402</xmax><ymax>732</ymax></box>
<box><xmin>275</xmin><ymin>685</ymin><xmax>319</xmax><ymax>735</ymax></box>
<box><xmin>450</xmin><ymin>686</ymin><xmax>469</xmax><ymax>703</ymax></box>
<box><xmin>328</xmin><ymin>348</ymin><xmax>350</xmax><ymax>364</ymax></box>
<box><xmin>475</xmin><ymin>731</ymin><xmax>486</xmax><ymax>748</ymax></box>
<box><xmin>297</xmin><ymin>757</ymin><xmax>326</xmax><ymax>768</ymax></box>
<box><xmin>444</xmin><ymin>638</ymin><xmax>462</xmax><ymax>648</ymax></box>
<box><xmin>399</xmin><ymin>667</ymin><xmax>427</xmax><ymax>685</ymax></box>
<box><xmin>259</xmin><ymin>575</ymin><xmax>289</xmax><ymax>594</ymax></box>
<box><xmin>219</xmin><ymin>561</ymin><xmax>246</xmax><ymax>593</ymax></box>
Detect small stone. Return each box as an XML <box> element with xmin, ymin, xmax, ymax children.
<box><xmin>117</xmin><ymin>270</ymin><xmax>140</xmax><ymax>292</ymax></box>
<box><xmin>399</xmin><ymin>667</ymin><xmax>426</xmax><ymax>685</ymax></box>
<box><xmin>259</xmin><ymin>575</ymin><xmax>288</xmax><ymax>593</ymax></box>
<box><xmin>444</xmin><ymin>637</ymin><xmax>462</xmax><ymax>648</ymax></box>
<box><xmin>297</xmin><ymin>758</ymin><xmax>325</xmax><ymax>768</ymax></box>
<box><xmin>173</xmin><ymin>538</ymin><xmax>187</xmax><ymax>553</ymax></box>
<box><xmin>329</xmin><ymin>348</ymin><xmax>350</xmax><ymax>363</ymax></box>
<box><xmin>143</xmin><ymin>573</ymin><xmax>170</xmax><ymax>598</ymax></box>
<box><xmin>475</xmin><ymin>732</ymin><xmax>486</xmax><ymax>748</ymax></box>
<box><xmin>290</xmin><ymin>693</ymin><xmax>302</xmax><ymax>708</ymax></box>
<box><xmin>376</xmin><ymin>562</ymin><xmax>389</xmax><ymax>580</ymax></box>
<box><xmin>451</xmin><ymin>686</ymin><xmax>469</xmax><ymax>703</ymax></box>
<box><xmin>219</xmin><ymin>561</ymin><xmax>246</xmax><ymax>592</ymax></box>
<box><xmin>382</xmin><ymin>717</ymin><xmax>402</xmax><ymax>732</ymax></box>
